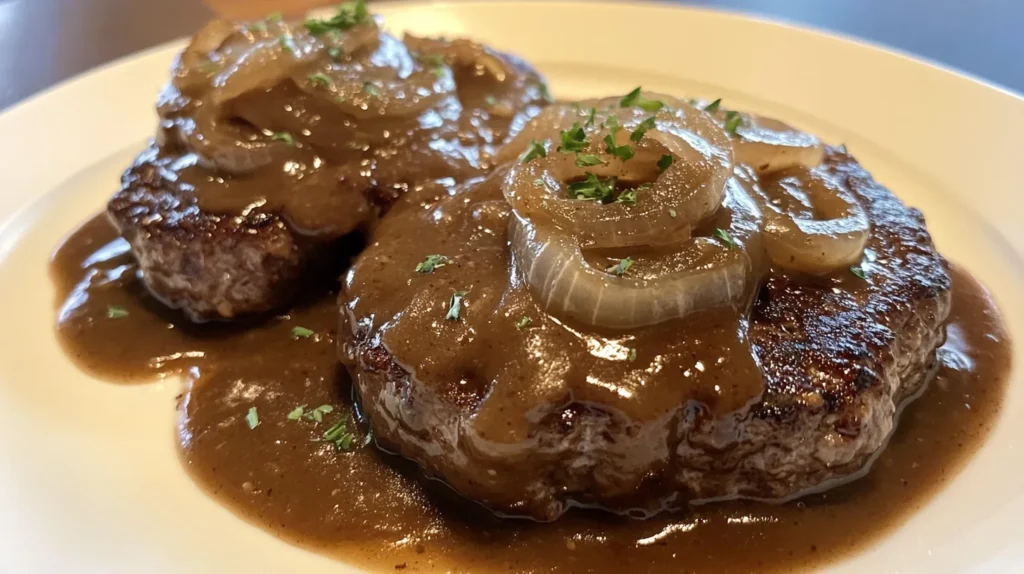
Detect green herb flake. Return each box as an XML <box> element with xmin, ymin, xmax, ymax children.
<box><xmin>620</xmin><ymin>87</ymin><xmax>665</xmax><ymax>112</ymax></box>
<box><xmin>557</xmin><ymin>122</ymin><xmax>589</xmax><ymax>153</ymax></box>
<box><xmin>575</xmin><ymin>153</ymin><xmax>605</xmax><ymax>167</ymax></box>
<box><xmin>606</xmin><ymin>257</ymin><xmax>634</xmax><ymax>276</ymax></box>
<box><xmin>537</xmin><ymin>82</ymin><xmax>554</xmax><ymax>103</ymax></box>
<box><xmin>484</xmin><ymin>95</ymin><xmax>498</xmax><ymax>107</ymax></box>
<box><xmin>657</xmin><ymin>154</ymin><xmax>674</xmax><ymax>173</ymax></box>
<box><xmin>278</xmin><ymin>34</ymin><xmax>299</xmax><ymax>56</ymax></box>
<box><xmin>584</xmin><ymin>107</ymin><xmax>597</xmax><ymax>127</ymax></box>
<box><xmin>267</xmin><ymin>11</ymin><xmax>283</xmax><ymax>22</ymax></box>
<box><xmin>304</xmin><ymin>0</ymin><xmax>370</xmax><ymax>35</ymax></box>
<box><xmin>567</xmin><ymin>172</ymin><xmax>617</xmax><ymax>202</ymax></box>
<box><xmin>628</xmin><ymin>348</ymin><xmax>638</xmax><ymax>362</ymax></box>
<box><xmin>446</xmin><ymin>290</ymin><xmax>469</xmax><ymax>321</ymax></box>
<box><xmin>291</xmin><ymin>326</ymin><xmax>315</xmax><ymax>338</ymax></box>
<box><xmin>308</xmin><ymin>72</ymin><xmax>333</xmax><ymax>88</ymax></box>
<box><xmin>520</xmin><ymin>140</ymin><xmax>548</xmax><ymax>163</ymax></box>
<box><xmin>106</xmin><ymin>305</ymin><xmax>129</xmax><ymax>319</ymax></box>
<box><xmin>713</xmin><ymin>228</ymin><xmax>740</xmax><ymax>249</ymax></box>
<box><xmin>247</xmin><ymin>21</ymin><xmax>268</xmax><ymax>34</ymax></box>
<box><xmin>326</xmin><ymin>46</ymin><xmax>343</xmax><ymax>61</ymax></box>
<box><xmin>703</xmin><ymin>98</ymin><xmax>722</xmax><ymax>113</ymax></box>
<box><xmin>245</xmin><ymin>407</ymin><xmax>260</xmax><ymax>429</ymax></box>
<box><xmin>363</xmin><ymin>81</ymin><xmax>380</xmax><ymax>98</ymax></box>
<box><xmin>616</xmin><ymin>189</ymin><xmax>637</xmax><ymax>206</ymax></box>
<box><xmin>604</xmin><ymin>134</ymin><xmax>636</xmax><ymax>161</ymax></box>
<box><xmin>723</xmin><ymin>110</ymin><xmax>743</xmax><ymax>135</ymax></box>
<box><xmin>287</xmin><ymin>405</ymin><xmax>306</xmax><ymax>420</ymax></box>
<box><xmin>668</xmin><ymin>208</ymin><xmax>678</xmax><ymax>218</ymax></box>
<box><xmin>516</xmin><ymin>316</ymin><xmax>532</xmax><ymax>330</ymax></box>
<box><xmin>850</xmin><ymin>265</ymin><xmax>867</xmax><ymax>280</ymax></box>
<box><xmin>629</xmin><ymin>116</ymin><xmax>657</xmax><ymax>143</ymax></box>
<box><xmin>271</xmin><ymin>131</ymin><xmax>296</xmax><ymax>145</ymax></box>
<box><xmin>307</xmin><ymin>404</ymin><xmax>334</xmax><ymax>423</ymax></box>
<box><xmin>415</xmin><ymin>254</ymin><xmax>449</xmax><ymax>273</ymax></box>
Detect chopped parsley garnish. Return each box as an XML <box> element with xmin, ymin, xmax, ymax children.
<box><xmin>267</xmin><ymin>11</ymin><xmax>283</xmax><ymax>22</ymax></box>
<box><xmin>537</xmin><ymin>82</ymin><xmax>554</xmax><ymax>103</ymax></box>
<box><xmin>520</xmin><ymin>140</ymin><xmax>548</xmax><ymax>163</ymax></box>
<box><xmin>288</xmin><ymin>404</ymin><xmax>334</xmax><ymax>422</ymax></box>
<box><xmin>417</xmin><ymin>53</ymin><xmax>446</xmax><ymax>77</ymax></box>
<box><xmin>304</xmin><ymin>0</ymin><xmax>370</xmax><ymax>35</ymax></box>
<box><xmin>322</xmin><ymin>419</ymin><xmax>356</xmax><ymax>450</ymax></box>
<box><xmin>620</xmin><ymin>87</ymin><xmax>665</xmax><ymax>112</ymax></box>
<box><xmin>713</xmin><ymin>228</ymin><xmax>740</xmax><ymax>248</ymax></box>
<box><xmin>616</xmin><ymin>189</ymin><xmax>638</xmax><ymax>206</ymax></box>
<box><xmin>446</xmin><ymin>291</ymin><xmax>468</xmax><ymax>321</ymax></box>
<box><xmin>415</xmin><ymin>254</ymin><xmax>449</xmax><ymax>273</ymax></box>
<box><xmin>557</xmin><ymin>123</ymin><xmax>588</xmax><ymax>153</ymax></box>
<box><xmin>657</xmin><ymin>154</ymin><xmax>674</xmax><ymax>172</ymax></box>
<box><xmin>668</xmin><ymin>208</ymin><xmax>678</xmax><ymax>218</ymax></box>
<box><xmin>291</xmin><ymin>326</ymin><xmax>315</xmax><ymax>338</ymax></box>
<box><xmin>628</xmin><ymin>348</ymin><xmax>638</xmax><ymax>362</ymax></box>
<box><xmin>567</xmin><ymin>172</ymin><xmax>617</xmax><ymax>202</ymax></box>
<box><xmin>516</xmin><ymin>316</ymin><xmax>532</xmax><ymax>330</ymax></box>
<box><xmin>279</xmin><ymin>34</ymin><xmax>299</xmax><ymax>56</ymax></box>
<box><xmin>606</xmin><ymin>257</ymin><xmax>634</xmax><ymax>276</ymax></box>
<box><xmin>308</xmin><ymin>404</ymin><xmax>334</xmax><ymax>422</ymax></box>
<box><xmin>327</xmin><ymin>46</ymin><xmax>343</xmax><ymax>61</ymax></box>
<box><xmin>106</xmin><ymin>305</ymin><xmax>129</xmax><ymax>319</ymax></box>
<box><xmin>604</xmin><ymin>115</ymin><xmax>621</xmax><ymax>136</ymax></box>
<box><xmin>584</xmin><ymin>107</ymin><xmax>597</xmax><ymax>127</ymax></box>
<box><xmin>703</xmin><ymin>98</ymin><xmax>722</xmax><ymax>113</ymax></box>
<box><xmin>629</xmin><ymin>116</ymin><xmax>656</xmax><ymax>143</ymax></box>
<box><xmin>308</xmin><ymin>73</ymin><xmax>333</xmax><ymax>88</ymax></box>
<box><xmin>363</xmin><ymin>81</ymin><xmax>380</xmax><ymax>97</ymax></box>
<box><xmin>604</xmin><ymin>134</ymin><xmax>635</xmax><ymax>161</ymax></box>
<box><xmin>247</xmin><ymin>21</ymin><xmax>268</xmax><ymax>34</ymax></box>
<box><xmin>575</xmin><ymin>153</ymin><xmax>605</xmax><ymax>167</ymax></box>
<box><xmin>484</xmin><ymin>95</ymin><xmax>498</xmax><ymax>107</ymax></box>
<box><xmin>850</xmin><ymin>265</ymin><xmax>867</xmax><ymax>279</ymax></box>
<box><xmin>723</xmin><ymin>110</ymin><xmax>743</xmax><ymax>134</ymax></box>
<box><xmin>271</xmin><ymin>131</ymin><xmax>295</xmax><ymax>145</ymax></box>
<box><xmin>245</xmin><ymin>407</ymin><xmax>260</xmax><ymax>429</ymax></box>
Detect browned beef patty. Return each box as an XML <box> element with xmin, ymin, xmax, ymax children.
<box><xmin>108</xmin><ymin>14</ymin><xmax>547</xmax><ymax>321</ymax></box>
<box><xmin>339</xmin><ymin>147</ymin><xmax>952</xmax><ymax>521</ymax></box>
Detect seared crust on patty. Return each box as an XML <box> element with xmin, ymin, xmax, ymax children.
<box><xmin>340</xmin><ymin>147</ymin><xmax>952</xmax><ymax>520</ymax></box>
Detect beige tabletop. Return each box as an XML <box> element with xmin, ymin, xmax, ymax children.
<box><xmin>1</xmin><ymin>0</ymin><xmax>1022</xmax><ymax>111</ymax></box>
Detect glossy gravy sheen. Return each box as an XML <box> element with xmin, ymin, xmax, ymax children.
<box><xmin>53</xmin><ymin>215</ymin><xmax>1011</xmax><ymax>573</ymax></box>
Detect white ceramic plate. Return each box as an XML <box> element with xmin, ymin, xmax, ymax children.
<box><xmin>0</xmin><ymin>2</ymin><xmax>1021</xmax><ymax>572</ymax></box>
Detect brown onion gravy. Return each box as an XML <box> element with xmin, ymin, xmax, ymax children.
<box><xmin>53</xmin><ymin>214</ymin><xmax>1010</xmax><ymax>573</ymax></box>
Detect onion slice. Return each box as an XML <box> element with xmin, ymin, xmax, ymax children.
<box><xmin>704</xmin><ymin>105</ymin><xmax>824</xmax><ymax>174</ymax></box>
<box><xmin>509</xmin><ymin>176</ymin><xmax>763</xmax><ymax>329</ymax></box>
<box><xmin>747</xmin><ymin>165</ymin><xmax>870</xmax><ymax>273</ymax></box>
<box><xmin>502</xmin><ymin>96</ymin><xmax>734</xmax><ymax>248</ymax></box>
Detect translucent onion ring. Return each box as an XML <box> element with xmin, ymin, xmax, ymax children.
<box><xmin>707</xmin><ymin>107</ymin><xmax>824</xmax><ymax>174</ymax></box>
<box><xmin>747</xmin><ymin>165</ymin><xmax>870</xmax><ymax>273</ymax></box>
<box><xmin>509</xmin><ymin>177</ymin><xmax>763</xmax><ymax>329</ymax></box>
<box><xmin>502</xmin><ymin>97</ymin><xmax>734</xmax><ymax>248</ymax></box>
<box><xmin>168</xmin><ymin>109</ymin><xmax>283</xmax><ymax>175</ymax></box>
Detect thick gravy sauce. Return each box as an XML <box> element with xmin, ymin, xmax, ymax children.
<box><xmin>53</xmin><ymin>214</ymin><xmax>1011</xmax><ymax>573</ymax></box>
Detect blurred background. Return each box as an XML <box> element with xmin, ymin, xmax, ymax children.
<box><xmin>1</xmin><ymin>0</ymin><xmax>1021</xmax><ymax>110</ymax></box>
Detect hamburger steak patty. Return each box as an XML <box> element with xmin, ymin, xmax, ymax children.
<box><xmin>108</xmin><ymin>11</ymin><xmax>547</xmax><ymax>321</ymax></box>
<box><xmin>339</xmin><ymin>147</ymin><xmax>952</xmax><ymax>520</ymax></box>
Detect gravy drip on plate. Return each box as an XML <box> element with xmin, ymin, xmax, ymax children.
<box><xmin>52</xmin><ymin>214</ymin><xmax>1010</xmax><ymax>573</ymax></box>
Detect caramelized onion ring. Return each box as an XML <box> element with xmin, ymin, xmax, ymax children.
<box><xmin>748</xmin><ymin>165</ymin><xmax>869</xmax><ymax>273</ymax></box>
<box><xmin>706</xmin><ymin>106</ymin><xmax>824</xmax><ymax>174</ymax></box>
<box><xmin>509</xmin><ymin>177</ymin><xmax>762</xmax><ymax>328</ymax></box>
<box><xmin>503</xmin><ymin>97</ymin><xmax>733</xmax><ymax>248</ymax></box>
